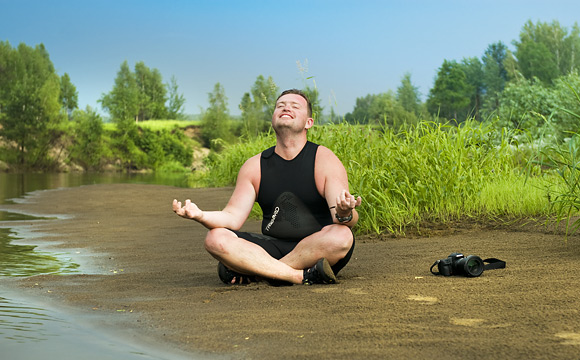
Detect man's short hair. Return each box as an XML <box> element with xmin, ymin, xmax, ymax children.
<box><xmin>277</xmin><ymin>89</ymin><xmax>312</xmax><ymax>117</ymax></box>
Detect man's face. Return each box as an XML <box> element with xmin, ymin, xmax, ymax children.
<box><xmin>272</xmin><ymin>94</ymin><xmax>313</xmax><ymax>133</ymax></box>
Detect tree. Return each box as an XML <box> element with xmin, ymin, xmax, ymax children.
<box><xmin>239</xmin><ymin>75</ymin><xmax>278</xmax><ymax>138</ymax></box>
<box><xmin>0</xmin><ymin>41</ymin><xmax>17</xmax><ymax>118</ymax></box>
<box><xmin>59</xmin><ymin>72</ymin><xmax>78</xmax><ymax>120</ymax></box>
<box><xmin>99</xmin><ymin>61</ymin><xmax>142</xmax><ymax>169</ymax></box>
<box><xmin>100</xmin><ymin>61</ymin><xmax>172</xmax><ymax>124</ymax></box>
<box><xmin>427</xmin><ymin>60</ymin><xmax>471</xmax><ymax>121</ymax></box>
<box><xmin>516</xmin><ymin>38</ymin><xmax>559</xmax><ymax>84</ymax></box>
<box><xmin>514</xmin><ymin>20</ymin><xmax>580</xmax><ymax>84</ymax></box>
<box><xmin>134</xmin><ymin>61</ymin><xmax>167</xmax><ymax>120</ymax></box>
<box><xmin>345</xmin><ymin>94</ymin><xmax>373</xmax><ymax>124</ymax></box>
<box><xmin>552</xmin><ymin>71</ymin><xmax>580</xmax><ymax>137</ymax></box>
<box><xmin>345</xmin><ymin>92</ymin><xmax>417</xmax><ymax>127</ymax></box>
<box><xmin>459</xmin><ymin>57</ymin><xmax>484</xmax><ymax>120</ymax></box>
<box><xmin>0</xmin><ymin>42</ymin><xmax>62</xmax><ymax>167</ymax></box>
<box><xmin>201</xmin><ymin>83</ymin><xmax>231</xmax><ymax>150</ymax></box>
<box><xmin>496</xmin><ymin>77</ymin><xmax>555</xmax><ymax>133</ymax></box>
<box><xmin>69</xmin><ymin>106</ymin><xmax>106</xmax><ymax>170</ymax></box>
<box><xmin>397</xmin><ymin>72</ymin><xmax>421</xmax><ymax>115</ymax></box>
<box><xmin>302</xmin><ymin>84</ymin><xmax>323</xmax><ymax>122</ymax></box>
<box><xmin>100</xmin><ymin>60</ymin><xmax>140</xmax><ymax>128</ymax></box>
<box><xmin>481</xmin><ymin>42</ymin><xmax>509</xmax><ymax>116</ymax></box>
<box><xmin>166</xmin><ymin>75</ymin><xmax>186</xmax><ymax>119</ymax></box>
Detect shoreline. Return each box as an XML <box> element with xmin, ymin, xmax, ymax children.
<box><xmin>0</xmin><ymin>286</ymin><xmax>201</xmax><ymax>360</ymax></box>
<box><xmin>1</xmin><ymin>184</ymin><xmax>580</xmax><ymax>359</ymax></box>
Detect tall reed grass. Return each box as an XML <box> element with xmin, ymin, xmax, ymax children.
<box><xmin>199</xmin><ymin>121</ymin><xmax>553</xmax><ymax>235</ymax></box>
<box><xmin>525</xmin><ymin>83</ymin><xmax>580</xmax><ymax>238</ymax></box>
<box><xmin>532</xmin><ymin>132</ymin><xmax>580</xmax><ymax>238</ymax></box>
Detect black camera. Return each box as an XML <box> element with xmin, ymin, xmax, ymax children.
<box><xmin>431</xmin><ymin>252</ymin><xmax>484</xmax><ymax>277</ymax></box>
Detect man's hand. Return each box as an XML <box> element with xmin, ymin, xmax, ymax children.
<box><xmin>173</xmin><ymin>199</ymin><xmax>203</xmax><ymax>221</ymax></box>
<box><xmin>335</xmin><ymin>190</ymin><xmax>362</xmax><ymax>217</ymax></box>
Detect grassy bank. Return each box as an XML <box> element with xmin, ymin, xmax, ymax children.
<box><xmin>199</xmin><ymin>121</ymin><xmax>561</xmax><ymax>235</ymax></box>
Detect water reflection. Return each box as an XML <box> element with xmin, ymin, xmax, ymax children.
<box><xmin>0</xmin><ymin>223</ymin><xmax>80</xmax><ymax>277</ymax></box>
<box><xmin>0</xmin><ymin>295</ymin><xmax>62</xmax><ymax>343</ymax></box>
<box><xmin>0</xmin><ymin>293</ymin><xmax>194</xmax><ymax>360</ymax></box>
<box><xmin>0</xmin><ymin>211</ymin><xmax>53</xmax><ymax>221</ymax></box>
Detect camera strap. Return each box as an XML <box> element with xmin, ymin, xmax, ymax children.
<box><xmin>482</xmin><ymin>258</ymin><xmax>506</xmax><ymax>271</ymax></box>
<box><xmin>430</xmin><ymin>260</ymin><xmax>442</xmax><ymax>275</ymax></box>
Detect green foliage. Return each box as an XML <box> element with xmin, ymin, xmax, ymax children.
<box><xmin>427</xmin><ymin>20</ymin><xmax>580</xmax><ymax>132</ymax></box>
<box><xmin>135</xmin><ymin>61</ymin><xmax>167</xmax><ymax>120</ymax></box>
<box><xmin>69</xmin><ymin>107</ymin><xmax>108</xmax><ymax>170</ymax></box>
<box><xmin>100</xmin><ymin>60</ymin><xmax>140</xmax><ymax>126</ymax></box>
<box><xmin>459</xmin><ymin>57</ymin><xmax>485</xmax><ymax>120</ymax></box>
<box><xmin>166</xmin><ymin>75</ymin><xmax>186</xmax><ymax>119</ymax></box>
<box><xmin>552</xmin><ymin>71</ymin><xmax>580</xmax><ymax>135</ymax></box>
<box><xmin>496</xmin><ymin>77</ymin><xmax>556</xmax><ymax>133</ymax></box>
<box><xmin>514</xmin><ymin>20</ymin><xmax>580</xmax><ymax>84</ymax></box>
<box><xmin>202</xmin><ymin>130</ymin><xmax>274</xmax><ymax>187</ymax></box>
<box><xmin>533</xmin><ymin>134</ymin><xmax>580</xmax><ymax>238</ymax></box>
<box><xmin>396</xmin><ymin>72</ymin><xmax>421</xmax><ymax>115</ymax></box>
<box><xmin>59</xmin><ymin>72</ymin><xmax>78</xmax><ymax>119</ymax></box>
<box><xmin>239</xmin><ymin>75</ymin><xmax>278</xmax><ymax>139</ymax></box>
<box><xmin>345</xmin><ymin>91</ymin><xmax>419</xmax><ymax>128</ymax></box>
<box><xmin>201</xmin><ymin>83</ymin><xmax>232</xmax><ymax>150</ymax></box>
<box><xmin>529</xmin><ymin>88</ymin><xmax>580</xmax><ymax>238</ymax></box>
<box><xmin>495</xmin><ymin>71</ymin><xmax>580</xmax><ymax>140</ymax></box>
<box><xmin>158</xmin><ymin>160</ymin><xmax>191</xmax><ymax>174</ymax></box>
<box><xmin>110</xmin><ymin>121</ymin><xmax>146</xmax><ymax>170</ymax></box>
<box><xmin>99</xmin><ymin>61</ymin><xmax>186</xmax><ymax>125</ymax></box>
<box><xmin>481</xmin><ymin>42</ymin><xmax>509</xmax><ymax>115</ymax></box>
<box><xmin>201</xmin><ymin>122</ymin><xmax>543</xmax><ymax>235</ymax></box>
<box><xmin>0</xmin><ymin>41</ymin><xmax>64</xmax><ymax>168</ymax></box>
<box><xmin>427</xmin><ymin>60</ymin><xmax>471</xmax><ymax>121</ymax></box>
<box><xmin>136</xmin><ymin>127</ymin><xmax>192</xmax><ymax>169</ymax></box>
<box><xmin>302</xmin><ymin>83</ymin><xmax>323</xmax><ymax>122</ymax></box>
<box><xmin>137</xmin><ymin>119</ymin><xmax>200</xmax><ymax>131</ymax></box>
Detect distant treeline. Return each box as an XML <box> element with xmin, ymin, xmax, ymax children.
<box><xmin>1</xmin><ymin>19</ymin><xmax>579</xmax><ymax>171</ymax></box>
<box><xmin>344</xmin><ymin>20</ymin><xmax>580</xmax><ymax>139</ymax></box>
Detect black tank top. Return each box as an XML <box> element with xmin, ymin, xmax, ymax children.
<box><xmin>257</xmin><ymin>141</ymin><xmax>333</xmax><ymax>240</ymax></box>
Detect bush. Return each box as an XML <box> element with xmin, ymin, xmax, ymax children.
<box><xmin>69</xmin><ymin>108</ymin><xmax>108</xmax><ymax>170</ymax></box>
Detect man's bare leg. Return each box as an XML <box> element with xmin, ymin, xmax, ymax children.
<box><xmin>279</xmin><ymin>224</ymin><xmax>353</xmax><ymax>270</ymax></box>
<box><xmin>205</xmin><ymin>225</ymin><xmax>352</xmax><ymax>285</ymax></box>
<box><xmin>204</xmin><ymin>228</ymin><xmax>304</xmax><ymax>284</ymax></box>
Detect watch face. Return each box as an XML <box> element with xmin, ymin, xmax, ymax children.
<box><xmin>336</xmin><ymin>212</ymin><xmax>353</xmax><ymax>222</ymax></box>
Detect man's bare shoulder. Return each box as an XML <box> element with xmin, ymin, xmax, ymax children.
<box><xmin>241</xmin><ymin>153</ymin><xmax>261</xmax><ymax>170</ymax></box>
<box><xmin>237</xmin><ymin>152</ymin><xmax>262</xmax><ymax>188</ymax></box>
<box><xmin>315</xmin><ymin>145</ymin><xmax>342</xmax><ymax>164</ymax></box>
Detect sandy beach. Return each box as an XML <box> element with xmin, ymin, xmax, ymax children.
<box><xmin>1</xmin><ymin>183</ymin><xmax>580</xmax><ymax>359</ymax></box>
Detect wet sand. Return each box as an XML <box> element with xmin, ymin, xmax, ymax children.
<box><xmin>1</xmin><ymin>184</ymin><xmax>580</xmax><ymax>359</ymax></box>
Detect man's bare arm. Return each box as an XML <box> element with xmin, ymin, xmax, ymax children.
<box><xmin>173</xmin><ymin>155</ymin><xmax>260</xmax><ymax>230</ymax></box>
<box><xmin>315</xmin><ymin>146</ymin><xmax>361</xmax><ymax>227</ymax></box>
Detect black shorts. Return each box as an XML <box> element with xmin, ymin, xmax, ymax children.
<box><xmin>229</xmin><ymin>230</ymin><xmax>355</xmax><ymax>275</ymax></box>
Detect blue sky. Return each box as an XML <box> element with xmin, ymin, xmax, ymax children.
<box><xmin>2</xmin><ymin>0</ymin><xmax>580</xmax><ymax>116</ymax></box>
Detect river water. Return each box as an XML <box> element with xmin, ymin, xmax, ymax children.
<box><xmin>0</xmin><ymin>172</ymin><xmax>199</xmax><ymax>360</ymax></box>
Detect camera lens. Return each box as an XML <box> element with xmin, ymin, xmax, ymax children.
<box><xmin>462</xmin><ymin>255</ymin><xmax>484</xmax><ymax>277</ymax></box>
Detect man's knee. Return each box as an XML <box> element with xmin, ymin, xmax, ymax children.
<box><xmin>204</xmin><ymin>228</ymin><xmax>232</xmax><ymax>255</ymax></box>
<box><xmin>323</xmin><ymin>224</ymin><xmax>354</xmax><ymax>255</ymax></box>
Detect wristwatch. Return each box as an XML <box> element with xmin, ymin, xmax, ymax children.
<box><xmin>335</xmin><ymin>211</ymin><xmax>353</xmax><ymax>223</ymax></box>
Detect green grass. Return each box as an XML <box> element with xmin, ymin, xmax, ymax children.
<box><xmin>532</xmin><ymin>134</ymin><xmax>580</xmax><ymax>238</ymax></box>
<box><xmin>103</xmin><ymin>119</ymin><xmax>201</xmax><ymax>132</ymax></box>
<box><xmin>137</xmin><ymin>119</ymin><xmax>201</xmax><ymax>130</ymax></box>
<box><xmin>470</xmin><ymin>175</ymin><xmax>553</xmax><ymax>218</ymax></box>
<box><xmin>199</xmin><ymin>121</ymin><xmax>557</xmax><ymax>235</ymax></box>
